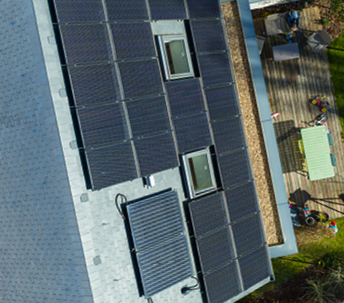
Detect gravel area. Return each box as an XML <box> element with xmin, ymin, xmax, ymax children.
<box><xmin>221</xmin><ymin>2</ymin><xmax>283</xmax><ymax>245</ymax></box>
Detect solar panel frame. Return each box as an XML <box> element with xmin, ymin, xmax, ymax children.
<box><xmin>217</xmin><ymin>149</ymin><xmax>253</xmax><ymax>190</ymax></box>
<box><xmin>172</xmin><ymin>113</ymin><xmax>212</xmax><ymax>153</ymax></box>
<box><xmin>118</xmin><ymin>59</ymin><xmax>164</xmax><ymax>99</ymax></box>
<box><xmin>85</xmin><ymin>142</ymin><xmax>137</xmax><ymax>190</ymax></box>
<box><xmin>188</xmin><ymin>192</ymin><xmax>228</xmax><ymax>238</ymax></box>
<box><xmin>59</xmin><ymin>24</ymin><xmax>112</xmax><ymax>65</ymax></box>
<box><xmin>197</xmin><ymin>52</ymin><xmax>233</xmax><ymax>88</ymax></box>
<box><xmin>111</xmin><ymin>22</ymin><xmax>156</xmax><ymax>60</ymax></box>
<box><xmin>127</xmin><ymin>191</ymin><xmax>184</xmax><ymax>251</ymax></box>
<box><xmin>136</xmin><ymin>234</ymin><xmax>193</xmax><ymax>297</ymax></box>
<box><xmin>166</xmin><ymin>78</ymin><xmax>205</xmax><ymax>117</ymax></box>
<box><xmin>224</xmin><ymin>182</ymin><xmax>260</xmax><ymax>222</ymax></box>
<box><xmin>105</xmin><ymin>0</ymin><xmax>149</xmax><ymax>21</ymax></box>
<box><xmin>203</xmin><ymin>261</ymin><xmax>242</xmax><ymax>303</ymax></box>
<box><xmin>68</xmin><ymin>64</ymin><xmax>121</xmax><ymax>107</ymax></box>
<box><xmin>148</xmin><ymin>0</ymin><xmax>187</xmax><ymax>20</ymax></box>
<box><xmin>53</xmin><ymin>0</ymin><xmax>105</xmax><ymax>23</ymax></box>
<box><xmin>195</xmin><ymin>227</ymin><xmax>235</xmax><ymax>274</ymax></box>
<box><xmin>211</xmin><ymin>117</ymin><xmax>246</xmax><ymax>154</ymax></box>
<box><xmin>238</xmin><ymin>246</ymin><xmax>272</xmax><ymax>290</ymax></box>
<box><xmin>134</xmin><ymin>132</ymin><xmax>178</xmax><ymax>176</ymax></box>
<box><xmin>126</xmin><ymin>96</ymin><xmax>171</xmax><ymax>138</ymax></box>
<box><xmin>190</xmin><ymin>20</ymin><xmax>227</xmax><ymax>53</ymax></box>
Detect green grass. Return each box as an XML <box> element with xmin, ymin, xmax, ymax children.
<box><xmin>239</xmin><ymin>217</ymin><xmax>344</xmax><ymax>302</ymax></box>
<box><xmin>327</xmin><ymin>30</ymin><xmax>344</xmax><ymax>138</ymax></box>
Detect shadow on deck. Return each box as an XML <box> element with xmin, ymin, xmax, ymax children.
<box><xmin>253</xmin><ymin>7</ymin><xmax>344</xmax><ymax>219</ymax></box>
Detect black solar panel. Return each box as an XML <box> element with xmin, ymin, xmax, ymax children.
<box><xmin>239</xmin><ymin>246</ymin><xmax>272</xmax><ymax>290</ymax></box>
<box><xmin>53</xmin><ymin>0</ymin><xmax>105</xmax><ymax>23</ymax></box>
<box><xmin>205</xmin><ymin>85</ymin><xmax>240</xmax><ymax>120</ymax></box>
<box><xmin>111</xmin><ymin>22</ymin><xmax>156</xmax><ymax>60</ymax></box>
<box><xmin>173</xmin><ymin>113</ymin><xmax>212</xmax><ymax>153</ymax></box>
<box><xmin>191</xmin><ymin>20</ymin><xmax>227</xmax><ymax>53</ymax></box>
<box><xmin>196</xmin><ymin>228</ymin><xmax>235</xmax><ymax>274</ymax></box>
<box><xmin>68</xmin><ymin>64</ymin><xmax>121</xmax><ymax>107</ymax></box>
<box><xmin>85</xmin><ymin>142</ymin><xmax>137</xmax><ymax>190</ymax></box>
<box><xmin>105</xmin><ymin>0</ymin><xmax>149</xmax><ymax>21</ymax></box>
<box><xmin>148</xmin><ymin>0</ymin><xmax>187</xmax><ymax>20</ymax></box>
<box><xmin>76</xmin><ymin>103</ymin><xmax>129</xmax><ymax>148</ymax></box>
<box><xmin>203</xmin><ymin>262</ymin><xmax>241</xmax><ymax>303</ymax></box>
<box><xmin>134</xmin><ymin>132</ymin><xmax>178</xmax><ymax>176</ymax></box>
<box><xmin>231</xmin><ymin>214</ymin><xmax>265</xmax><ymax>257</ymax></box>
<box><xmin>119</xmin><ymin>59</ymin><xmax>163</xmax><ymax>99</ymax></box>
<box><xmin>166</xmin><ymin>78</ymin><xmax>205</xmax><ymax>117</ymax></box>
<box><xmin>217</xmin><ymin>149</ymin><xmax>252</xmax><ymax>189</ymax></box>
<box><xmin>127</xmin><ymin>191</ymin><xmax>184</xmax><ymax>251</ymax></box>
<box><xmin>126</xmin><ymin>96</ymin><xmax>170</xmax><ymax>137</ymax></box>
<box><xmin>211</xmin><ymin>117</ymin><xmax>246</xmax><ymax>154</ymax></box>
<box><xmin>198</xmin><ymin>53</ymin><xmax>233</xmax><ymax>88</ymax></box>
<box><xmin>187</xmin><ymin>0</ymin><xmax>221</xmax><ymax>19</ymax></box>
<box><xmin>225</xmin><ymin>182</ymin><xmax>259</xmax><ymax>222</ymax></box>
<box><xmin>136</xmin><ymin>235</ymin><xmax>192</xmax><ymax>297</ymax></box>
<box><xmin>188</xmin><ymin>192</ymin><xmax>227</xmax><ymax>238</ymax></box>
<box><xmin>59</xmin><ymin>24</ymin><xmax>111</xmax><ymax>65</ymax></box>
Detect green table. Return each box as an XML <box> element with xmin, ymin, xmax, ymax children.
<box><xmin>301</xmin><ymin>126</ymin><xmax>334</xmax><ymax>181</ymax></box>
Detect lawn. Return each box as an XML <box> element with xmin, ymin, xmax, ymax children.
<box><xmin>239</xmin><ymin>217</ymin><xmax>344</xmax><ymax>302</ymax></box>
<box><xmin>327</xmin><ymin>30</ymin><xmax>344</xmax><ymax>138</ymax></box>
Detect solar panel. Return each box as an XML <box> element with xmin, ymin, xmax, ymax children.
<box><xmin>203</xmin><ymin>261</ymin><xmax>242</xmax><ymax>303</ymax></box>
<box><xmin>127</xmin><ymin>191</ymin><xmax>184</xmax><ymax>251</ymax></box>
<box><xmin>111</xmin><ymin>22</ymin><xmax>156</xmax><ymax>60</ymax></box>
<box><xmin>126</xmin><ymin>191</ymin><xmax>192</xmax><ymax>297</ymax></box>
<box><xmin>198</xmin><ymin>53</ymin><xmax>233</xmax><ymax>88</ymax></box>
<box><xmin>238</xmin><ymin>246</ymin><xmax>272</xmax><ymax>290</ymax></box>
<box><xmin>85</xmin><ymin>142</ymin><xmax>137</xmax><ymax>190</ymax></box>
<box><xmin>172</xmin><ymin>113</ymin><xmax>212</xmax><ymax>153</ymax></box>
<box><xmin>126</xmin><ymin>96</ymin><xmax>170</xmax><ymax>137</ymax></box>
<box><xmin>231</xmin><ymin>214</ymin><xmax>265</xmax><ymax>257</ymax></box>
<box><xmin>224</xmin><ymin>182</ymin><xmax>259</xmax><ymax>222</ymax></box>
<box><xmin>205</xmin><ymin>85</ymin><xmax>240</xmax><ymax>120</ymax></box>
<box><xmin>188</xmin><ymin>192</ymin><xmax>228</xmax><ymax>238</ymax></box>
<box><xmin>134</xmin><ymin>132</ymin><xmax>178</xmax><ymax>176</ymax></box>
<box><xmin>211</xmin><ymin>117</ymin><xmax>246</xmax><ymax>154</ymax></box>
<box><xmin>76</xmin><ymin>103</ymin><xmax>129</xmax><ymax>148</ymax></box>
<box><xmin>105</xmin><ymin>0</ymin><xmax>149</xmax><ymax>21</ymax></box>
<box><xmin>187</xmin><ymin>0</ymin><xmax>221</xmax><ymax>19</ymax></box>
<box><xmin>166</xmin><ymin>78</ymin><xmax>205</xmax><ymax>117</ymax></box>
<box><xmin>68</xmin><ymin>64</ymin><xmax>121</xmax><ymax>107</ymax></box>
<box><xmin>148</xmin><ymin>0</ymin><xmax>187</xmax><ymax>20</ymax></box>
<box><xmin>217</xmin><ymin>149</ymin><xmax>252</xmax><ymax>190</ymax></box>
<box><xmin>196</xmin><ymin>227</ymin><xmax>235</xmax><ymax>274</ymax></box>
<box><xmin>53</xmin><ymin>0</ymin><xmax>105</xmax><ymax>23</ymax></box>
<box><xmin>118</xmin><ymin>59</ymin><xmax>163</xmax><ymax>99</ymax></box>
<box><xmin>191</xmin><ymin>20</ymin><xmax>227</xmax><ymax>53</ymax></box>
<box><xmin>59</xmin><ymin>24</ymin><xmax>111</xmax><ymax>65</ymax></box>
<box><xmin>136</xmin><ymin>235</ymin><xmax>192</xmax><ymax>297</ymax></box>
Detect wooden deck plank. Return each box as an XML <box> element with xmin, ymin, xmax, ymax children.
<box><xmin>253</xmin><ymin>7</ymin><xmax>344</xmax><ymax>218</ymax></box>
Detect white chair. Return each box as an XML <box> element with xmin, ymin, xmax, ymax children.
<box><xmin>307</xmin><ymin>30</ymin><xmax>332</xmax><ymax>52</ymax></box>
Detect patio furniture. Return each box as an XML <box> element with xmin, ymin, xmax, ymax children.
<box><xmin>273</xmin><ymin>43</ymin><xmax>300</xmax><ymax>62</ymax></box>
<box><xmin>307</xmin><ymin>30</ymin><xmax>332</xmax><ymax>52</ymax></box>
<box><xmin>330</xmin><ymin>154</ymin><xmax>337</xmax><ymax>167</ymax></box>
<box><xmin>300</xmin><ymin>125</ymin><xmax>334</xmax><ymax>181</ymax></box>
<box><xmin>256</xmin><ymin>36</ymin><xmax>265</xmax><ymax>55</ymax></box>
<box><xmin>327</xmin><ymin>132</ymin><xmax>334</xmax><ymax>146</ymax></box>
<box><xmin>293</xmin><ymin>139</ymin><xmax>305</xmax><ymax>154</ymax></box>
<box><xmin>264</xmin><ymin>13</ymin><xmax>289</xmax><ymax>36</ymax></box>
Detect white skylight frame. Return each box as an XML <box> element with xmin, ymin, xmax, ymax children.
<box><xmin>182</xmin><ymin>148</ymin><xmax>217</xmax><ymax>199</ymax></box>
<box><xmin>158</xmin><ymin>34</ymin><xmax>194</xmax><ymax>80</ymax></box>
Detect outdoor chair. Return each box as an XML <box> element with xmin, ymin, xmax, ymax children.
<box><xmin>330</xmin><ymin>153</ymin><xmax>337</xmax><ymax>167</ymax></box>
<box><xmin>327</xmin><ymin>132</ymin><xmax>334</xmax><ymax>146</ymax></box>
<box><xmin>307</xmin><ymin>30</ymin><xmax>332</xmax><ymax>52</ymax></box>
<box><xmin>293</xmin><ymin>139</ymin><xmax>305</xmax><ymax>154</ymax></box>
<box><xmin>256</xmin><ymin>36</ymin><xmax>265</xmax><ymax>55</ymax></box>
<box><xmin>264</xmin><ymin>13</ymin><xmax>289</xmax><ymax>36</ymax></box>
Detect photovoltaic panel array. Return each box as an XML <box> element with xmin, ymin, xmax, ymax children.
<box><xmin>127</xmin><ymin>191</ymin><xmax>192</xmax><ymax>297</ymax></box>
<box><xmin>105</xmin><ymin>0</ymin><xmax>149</xmax><ymax>21</ymax></box>
<box><xmin>148</xmin><ymin>0</ymin><xmax>187</xmax><ymax>20</ymax></box>
<box><xmin>189</xmin><ymin>193</ymin><xmax>272</xmax><ymax>303</ymax></box>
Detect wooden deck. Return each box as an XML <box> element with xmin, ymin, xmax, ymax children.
<box><xmin>253</xmin><ymin>7</ymin><xmax>344</xmax><ymax>219</ymax></box>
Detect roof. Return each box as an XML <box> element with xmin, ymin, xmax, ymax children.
<box><xmin>0</xmin><ymin>0</ymin><xmax>297</xmax><ymax>302</ymax></box>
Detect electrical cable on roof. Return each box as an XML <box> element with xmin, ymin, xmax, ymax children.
<box><xmin>115</xmin><ymin>193</ymin><xmax>127</xmax><ymax>220</ymax></box>
<box><xmin>147</xmin><ymin>297</ymin><xmax>154</xmax><ymax>303</ymax></box>
<box><xmin>181</xmin><ymin>276</ymin><xmax>200</xmax><ymax>294</ymax></box>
